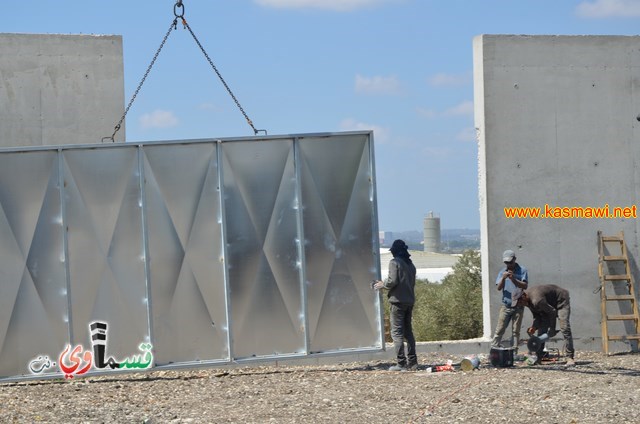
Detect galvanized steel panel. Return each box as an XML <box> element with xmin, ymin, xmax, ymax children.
<box><xmin>143</xmin><ymin>143</ymin><xmax>228</xmax><ymax>364</ymax></box>
<box><xmin>0</xmin><ymin>131</ymin><xmax>381</xmax><ymax>382</ymax></box>
<box><xmin>222</xmin><ymin>139</ymin><xmax>305</xmax><ymax>358</ymax></box>
<box><xmin>298</xmin><ymin>134</ymin><xmax>380</xmax><ymax>352</ymax></box>
<box><xmin>0</xmin><ymin>151</ymin><xmax>67</xmax><ymax>377</ymax></box>
<box><xmin>62</xmin><ymin>147</ymin><xmax>149</xmax><ymax>357</ymax></box>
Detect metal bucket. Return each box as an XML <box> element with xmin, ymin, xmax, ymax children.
<box><xmin>460</xmin><ymin>356</ymin><xmax>480</xmax><ymax>372</ymax></box>
<box><xmin>489</xmin><ymin>347</ymin><xmax>515</xmax><ymax>367</ymax></box>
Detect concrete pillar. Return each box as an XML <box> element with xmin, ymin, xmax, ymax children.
<box><xmin>0</xmin><ymin>33</ymin><xmax>125</xmax><ymax>147</ymax></box>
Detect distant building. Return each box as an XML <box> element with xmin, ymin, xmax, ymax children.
<box><xmin>379</xmin><ymin>249</ymin><xmax>460</xmax><ymax>283</ymax></box>
<box><xmin>423</xmin><ymin>211</ymin><xmax>441</xmax><ymax>253</ymax></box>
<box><xmin>379</xmin><ymin>231</ymin><xmax>393</xmax><ymax>246</ymax></box>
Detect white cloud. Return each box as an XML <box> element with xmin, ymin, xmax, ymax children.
<box><xmin>355</xmin><ymin>74</ymin><xmax>402</xmax><ymax>95</ymax></box>
<box><xmin>254</xmin><ymin>0</ymin><xmax>395</xmax><ymax>12</ymax></box>
<box><xmin>428</xmin><ymin>72</ymin><xmax>472</xmax><ymax>87</ymax></box>
<box><xmin>139</xmin><ymin>110</ymin><xmax>179</xmax><ymax>129</ymax></box>
<box><xmin>339</xmin><ymin>118</ymin><xmax>390</xmax><ymax>143</ymax></box>
<box><xmin>443</xmin><ymin>101</ymin><xmax>474</xmax><ymax>117</ymax></box>
<box><xmin>576</xmin><ymin>0</ymin><xmax>640</xmax><ymax>17</ymax></box>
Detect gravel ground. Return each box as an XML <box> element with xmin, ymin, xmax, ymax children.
<box><xmin>1</xmin><ymin>350</ymin><xmax>639</xmax><ymax>423</ymax></box>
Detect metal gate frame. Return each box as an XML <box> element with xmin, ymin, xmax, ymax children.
<box><xmin>0</xmin><ymin>131</ymin><xmax>384</xmax><ymax>382</ymax></box>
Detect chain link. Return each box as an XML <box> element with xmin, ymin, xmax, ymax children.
<box><xmin>174</xmin><ymin>1</ymin><xmax>184</xmax><ymax>18</ymax></box>
<box><xmin>103</xmin><ymin>1</ymin><xmax>264</xmax><ymax>142</ymax></box>
<box><xmin>103</xmin><ymin>19</ymin><xmax>177</xmax><ymax>142</ymax></box>
<box><xmin>182</xmin><ymin>19</ymin><xmax>263</xmax><ymax>135</ymax></box>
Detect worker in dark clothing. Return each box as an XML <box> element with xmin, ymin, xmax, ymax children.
<box><xmin>374</xmin><ymin>239</ymin><xmax>417</xmax><ymax>371</ymax></box>
<box><xmin>519</xmin><ymin>284</ymin><xmax>575</xmax><ymax>366</ymax></box>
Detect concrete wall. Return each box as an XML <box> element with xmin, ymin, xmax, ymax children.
<box><xmin>474</xmin><ymin>35</ymin><xmax>640</xmax><ymax>353</ymax></box>
<box><xmin>0</xmin><ymin>33</ymin><xmax>124</xmax><ymax>146</ymax></box>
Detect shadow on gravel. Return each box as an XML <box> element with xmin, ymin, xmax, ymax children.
<box><xmin>605</xmin><ymin>351</ymin><xmax>640</xmax><ymax>358</ymax></box>
<box><xmin>1</xmin><ymin>372</ymin><xmax>211</xmax><ymax>387</ymax></box>
<box><xmin>522</xmin><ymin>362</ymin><xmax>640</xmax><ymax>377</ymax></box>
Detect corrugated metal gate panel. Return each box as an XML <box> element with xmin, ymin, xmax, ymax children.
<box><xmin>222</xmin><ymin>139</ymin><xmax>305</xmax><ymax>359</ymax></box>
<box><xmin>63</xmin><ymin>147</ymin><xmax>149</xmax><ymax>359</ymax></box>
<box><xmin>0</xmin><ymin>151</ymin><xmax>67</xmax><ymax>377</ymax></box>
<box><xmin>143</xmin><ymin>143</ymin><xmax>228</xmax><ymax>364</ymax></box>
<box><xmin>0</xmin><ymin>132</ymin><xmax>382</xmax><ymax>381</ymax></box>
<box><xmin>299</xmin><ymin>135</ymin><xmax>380</xmax><ymax>352</ymax></box>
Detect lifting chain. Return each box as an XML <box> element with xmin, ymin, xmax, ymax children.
<box><xmin>103</xmin><ymin>0</ymin><xmax>264</xmax><ymax>142</ymax></box>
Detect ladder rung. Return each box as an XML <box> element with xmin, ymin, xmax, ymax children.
<box><xmin>604</xmin><ymin>274</ymin><xmax>631</xmax><ymax>281</ymax></box>
<box><xmin>607</xmin><ymin>314</ymin><xmax>637</xmax><ymax>321</ymax></box>
<box><xmin>603</xmin><ymin>255</ymin><xmax>627</xmax><ymax>262</ymax></box>
<box><xmin>606</xmin><ymin>295</ymin><xmax>635</xmax><ymax>301</ymax></box>
<box><xmin>601</xmin><ymin>236</ymin><xmax>623</xmax><ymax>242</ymax></box>
<box><xmin>608</xmin><ymin>335</ymin><xmax>640</xmax><ymax>341</ymax></box>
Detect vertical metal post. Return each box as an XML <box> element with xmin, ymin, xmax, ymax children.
<box><xmin>58</xmin><ymin>148</ymin><xmax>74</xmax><ymax>346</ymax></box>
<box><xmin>293</xmin><ymin>137</ymin><xmax>311</xmax><ymax>354</ymax></box>
<box><xmin>137</xmin><ymin>145</ymin><xmax>154</xmax><ymax>348</ymax></box>
<box><xmin>217</xmin><ymin>140</ymin><xmax>233</xmax><ymax>362</ymax></box>
<box><xmin>368</xmin><ymin>132</ymin><xmax>385</xmax><ymax>348</ymax></box>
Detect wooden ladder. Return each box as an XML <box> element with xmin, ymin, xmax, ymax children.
<box><xmin>597</xmin><ymin>230</ymin><xmax>640</xmax><ymax>354</ymax></box>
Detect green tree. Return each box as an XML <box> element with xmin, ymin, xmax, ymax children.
<box><xmin>412</xmin><ymin>280</ymin><xmax>445</xmax><ymax>341</ymax></box>
<box><xmin>436</xmin><ymin>249</ymin><xmax>483</xmax><ymax>339</ymax></box>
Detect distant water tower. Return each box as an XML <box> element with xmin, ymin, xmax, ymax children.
<box><xmin>423</xmin><ymin>211</ymin><xmax>441</xmax><ymax>252</ymax></box>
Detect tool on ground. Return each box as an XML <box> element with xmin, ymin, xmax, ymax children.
<box><xmin>526</xmin><ymin>332</ymin><xmax>550</xmax><ymax>353</ymax></box>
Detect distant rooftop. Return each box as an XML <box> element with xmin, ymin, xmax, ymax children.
<box><xmin>380</xmin><ymin>249</ymin><xmax>461</xmax><ymax>268</ymax></box>
<box><xmin>379</xmin><ymin>249</ymin><xmax>461</xmax><ymax>283</ymax></box>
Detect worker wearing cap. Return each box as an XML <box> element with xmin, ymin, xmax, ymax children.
<box><xmin>491</xmin><ymin>249</ymin><xmax>528</xmax><ymax>351</ymax></box>
<box><xmin>373</xmin><ymin>239</ymin><xmax>417</xmax><ymax>371</ymax></box>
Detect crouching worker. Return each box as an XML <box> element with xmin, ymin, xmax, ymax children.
<box><xmin>519</xmin><ymin>284</ymin><xmax>575</xmax><ymax>366</ymax></box>
<box><xmin>373</xmin><ymin>239</ymin><xmax>418</xmax><ymax>371</ymax></box>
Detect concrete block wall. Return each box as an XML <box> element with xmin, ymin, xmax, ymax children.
<box><xmin>0</xmin><ymin>33</ymin><xmax>124</xmax><ymax>147</ymax></box>
<box><xmin>474</xmin><ymin>35</ymin><xmax>640</xmax><ymax>353</ymax></box>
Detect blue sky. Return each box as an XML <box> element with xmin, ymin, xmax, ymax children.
<box><xmin>6</xmin><ymin>0</ymin><xmax>640</xmax><ymax>231</ymax></box>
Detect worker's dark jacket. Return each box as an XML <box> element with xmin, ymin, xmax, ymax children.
<box><xmin>526</xmin><ymin>284</ymin><xmax>570</xmax><ymax>332</ymax></box>
<box><xmin>383</xmin><ymin>257</ymin><xmax>416</xmax><ymax>305</ymax></box>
